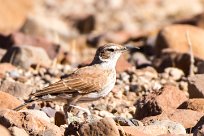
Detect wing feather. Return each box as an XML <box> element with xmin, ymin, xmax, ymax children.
<box><xmin>32</xmin><ymin>65</ymin><xmax>111</xmax><ymax>97</ymax></box>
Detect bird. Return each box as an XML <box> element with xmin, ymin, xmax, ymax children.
<box><xmin>14</xmin><ymin>43</ymin><xmax>128</xmax><ymax>120</ymax></box>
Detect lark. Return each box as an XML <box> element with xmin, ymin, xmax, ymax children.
<box><xmin>14</xmin><ymin>43</ymin><xmax>128</xmax><ymax>119</ymax></box>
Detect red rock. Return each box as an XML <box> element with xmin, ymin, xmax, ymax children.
<box><xmin>1</xmin><ymin>45</ymin><xmax>51</xmax><ymax>69</ymax></box>
<box><xmin>0</xmin><ymin>91</ymin><xmax>22</xmax><ymax>110</ymax></box>
<box><xmin>168</xmin><ymin>109</ymin><xmax>203</xmax><ymax>129</ymax></box>
<box><xmin>188</xmin><ymin>74</ymin><xmax>204</xmax><ymax>98</ymax></box>
<box><xmin>0</xmin><ymin>79</ymin><xmax>35</xmax><ymax>99</ymax></box>
<box><xmin>55</xmin><ymin>111</ymin><xmax>66</xmax><ymax>126</ymax></box>
<box><xmin>0</xmin><ymin>0</ymin><xmax>32</xmax><ymax>35</ymax></box>
<box><xmin>116</xmin><ymin>55</ymin><xmax>133</xmax><ymax>72</ymax></box>
<box><xmin>118</xmin><ymin>126</ymin><xmax>150</xmax><ymax>136</ymax></box>
<box><xmin>178</xmin><ymin>98</ymin><xmax>204</xmax><ymax>113</ymax></box>
<box><xmin>135</xmin><ymin>85</ymin><xmax>188</xmax><ymax>119</ymax></box>
<box><xmin>193</xmin><ymin>116</ymin><xmax>204</xmax><ymax>136</ymax></box>
<box><xmin>0</xmin><ymin>109</ymin><xmax>63</xmax><ymax>135</ymax></box>
<box><xmin>156</xmin><ymin>24</ymin><xmax>204</xmax><ymax>60</ymax></box>
<box><xmin>0</xmin><ymin>63</ymin><xmax>16</xmax><ymax>78</ymax></box>
<box><xmin>0</xmin><ymin>32</ymin><xmax>59</xmax><ymax>59</ymax></box>
<box><xmin>0</xmin><ymin>124</ymin><xmax>10</xmax><ymax>136</ymax></box>
<box><xmin>79</xmin><ymin>117</ymin><xmax>120</xmax><ymax>136</ymax></box>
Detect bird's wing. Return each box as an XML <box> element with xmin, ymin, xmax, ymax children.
<box><xmin>32</xmin><ymin>66</ymin><xmax>110</xmax><ymax>97</ymax></box>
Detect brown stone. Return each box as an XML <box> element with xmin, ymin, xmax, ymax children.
<box><xmin>79</xmin><ymin>117</ymin><xmax>119</xmax><ymax>136</ymax></box>
<box><xmin>116</xmin><ymin>55</ymin><xmax>133</xmax><ymax>72</ymax></box>
<box><xmin>168</xmin><ymin>109</ymin><xmax>203</xmax><ymax>129</ymax></box>
<box><xmin>188</xmin><ymin>74</ymin><xmax>204</xmax><ymax>98</ymax></box>
<box><xmin>193</xmin><ymin>116</ymin><xmax>204</xmax><ymax>136</ymax></box>
<box><xmin>118</xmin><ymin>126</ymin><xmax>150</xmax><ymax>136</ymax></box>
<box><xmin>1</xmin><ymin>45</ymin><xmax>51</xmax><ymax>69</ymax></box>
<box><xmin>0</xmin><ymin>124</ymin><xmax>11</xmax><ymax>136</ymax></box>
<box><xmin>0</xmin><ymin>0</ymin><xmax>32</xmax><ymax>35</ymax></box>
<box><xmin>0</xmin><ymin>109</ymin><xmax>63</xmax><ymax>135</ymax></box>
<box><xmin>156</xmin><ymin>24</ymin><xmax>204</xmax><ymax>60</ymax></box>
<box><xmin>135</xmin><ymin>85</ymin><xmax>188</xmax><ymax>119</ymax></box>
<box><xmin>178</xmin><ymin>98</ymin><xmax>204</xmax><ymax>113</ymax></box>
<box><xmin>0</xmin><ymin>79</ymin><xmax>35</xmax><ymax>99</ymax></box>
<box><xmin>55</xmin><ymin>111</ymin><xmax>66</xmax><ymax>126</ymax></box>
<box><xmin>0</xmin><ymin>63</ymin><xmax>16</xmax><ymax>78</ymax></box>
<box><xmin>0</xmin><ymin>32</ymin><xmax>60</xmax><ymax>59</ymax></box>
<box><xmin>0</xmin><ymin>91</ymin><xmax>22</xmax><ymax>110</ymax></box>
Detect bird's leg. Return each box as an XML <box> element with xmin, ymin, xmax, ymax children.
<box><xmin>63</xmin><ymin>94</ymin><xmax>82</xmax><ymax>124</ymax></box>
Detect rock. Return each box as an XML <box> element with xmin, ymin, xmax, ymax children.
<box><xmin>118</xmin><ymin>126</ymin><xmax>150</xmax><ymax>136</ymax></box>
<box><xmin>0</xmin><ymin>32</ymin><xmax>60</xmax><ymax>59</ymax></box>
<box><xmin>10</xmin><ymin>126</ymin><xmax>28</xmax><ymax>136</ymax></box>
<box><xmin>133</xmin><ymin>125</ymin><xmax>169</xmax><ymax>136</ymax></box>
<box><xmin>20</xmin><ymin>110</ymin><xmax>50</xmax><ymax>123</ymax></box>
<box><xmin>0</xmin><ymin>48</ymin><xmax>6</xmax><ymax>60</ymax></box>
<box><xmin>150</xmin><ymin>120</ymin><xmax>186</xmax><ymax>135</ymax></box>
<box><xmin>178</xmin><ymin>98</ymin><xmax>204</xmax><ymax>113</ymax></box>
<box><xmin>1</xmin><ymin>45</ymin><xmax>51</xmax><ymax>69</ymax></box>
<box><xmin>65</xmin><ymin>121</ymin><xmax>80</xmax><ymax>136</ymax></box>
<box><xmin>0</xmin><ymin>63</ymin><xmax>16</xmax><ymax>78</ymax></box>
<box><xmin>131</xmin><ymin>52</ymin><xmax>151</xmax><ymax>68</ymax></box>
<box><xmin>79</xmin><ymin>117</ymin><xmax>119</xmax><ymax>136</ymax></box>
<box><xmin>141</xmin><ymin>113</ymin><xmax>169</xmax><ymax>125</ymax></box>
<box><xmin>104</xmin><ymin>31</ymin><xmax>131</xmax><ymax>44</ymax></box>
<box><xmin>74</xmin><ymin>14</ymin><xmax>95</xmax><ymax>34</ymax></box>
<box><xmin>0</xmin><ymin>109</ymin><xmax>63</xmax><ymax>136</ymax></box>
<box><xmin>164</xmin><ymin>67</ymin><xmax>184</xmax><ymax>81</ymax></box>
<box><xmin>113</xmin><ymin>117</ymin><xmax>142</xmax><ymax>126</ymax></box>
<box><xmin>0</xmin><ymin>91</ymin><xmax>22</xmax><ymax>109</ymax></box>
<box><xmin>193</xmin><ymin>116</ymin><xmax>204</xmax><ymax>136</ymax></box>
<box><xmin>0</xmin><ymin>0</ymin><xmax>32</xmax><ymax>35</ymax></box>
<box><xmin>99</xmin><ymin>110</ymin><xmax>115</xmax><ymax>118</ymax></box>
<box><xmin>134</xmin><ymin>85</ymin><xmax>188</xmax><ymax>119</ymax></box>
<box><xmin>0</xmin><ymin>124</ymin><xmax>10</xmax><ymax>136</ymax></box>
<box><xmin>0</xmin><ymin>79</ymin><xmax>35</xmax><ymax>99</ymax></box>
<box><xmin>116</xmin><ymin>55</ymin><xmax>133</xmax><ymax>72</ymax></box>
<box><xmin>156</xmin><ymin>24</ymin><xmax>204</xmax><ymax>60</ymax></box>
<box><xmin>188</xmin><ymin>74</ymin><xmax>204</xmax><ymax>98</ymax></box>
<box><xmin>168</xmin><ymin>109</ymin><xmax>203</xmax><ymax>129</ymax></box>
<box><xmin>55</xmin><ymin>111</ymin><xmax>66</xmax><ymax>127</ymax></box>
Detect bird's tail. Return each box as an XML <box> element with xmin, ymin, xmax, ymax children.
<box><xmin>13</xmin><ymin>97</ymin><xmax>43</xmax><ymax>111</ymax></box>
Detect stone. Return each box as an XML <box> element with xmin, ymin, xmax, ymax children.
<box><xmin>10</xmin><ymin>126</ymin><xmax>28</xmax><ymax>136</ymax></box>
<box><xmin>0</xmin><ymin>124</ymin><xmax>11</xmax><ymax>136</ymax></box>
<box><xmin>134</xmin><ymin>85</ymin><xmax>188</xmax><ymax>119</ymax></box>
<box><xmin>168</xmin><ymin>109</ymin><xmax>203</xmax><ymax>129</ymax></box>
<box><xmin>118</xmin><ymin>126</ymin><xmax>150</xmax><ymax>136</ymax></box>
<box><xmin>116</xmin><ymin>55</ymin><xmax>133</xmax><ymax>72</ymax></box>
<box><xmin>0</xmin><ymin>91</ymin><xmax>22</xmax><ymax>109</ymax></box>
<box><xmin>55</xmin><ymin>111</ymin><xmax>66</xmax><ymax>127</ymax></box>
<box><xmin>0</xmin><ymin>48</ymin><xmax>6</xmax><ymax>60</ymax></box>
<box><xmin>178</xmin><ymin>98</ymin><xmax>204</xmax><ymax>113</ymax></box>
<box><xmin>156</xmin><ymin>24</ymin><xmax>204</xmax><ymax>60</ymax></box>
<box><xmin>74</xmin><ymin>14</ymin><xmax>95</xmax><ymax>34</ymax></box>
<box><xmin>0</xmin><ymin>0</ymin><xmax>32</xmax><ymax>35</ymax></box>
<box><xmin>0</xmin><ymin>63</ymin><xmax>16</xmax><ymax>78</ymax></box>
<box><xmin>113</xmin><ymin>117</ymin><xmax>141</xmax><ymax>126</ymax></box>
<box><xmin>0</xmin><ymin>109</ymin><xmax>63</xmax><ymax>136</ymax></box>
<box><xmin>20</xmin><ymin>110</ymin><xmax>50</xmax><ymax>123</ymax></box>
<box><xmin>150</xmin><ymin>120</ymin><xmax>186</xmax><ymax>135</ymax></box>
<box><xmin>193</xmin><ymin>116</ymin><xmax>204</xmax><ymax>136</ymax></box>
<box><xmin>79</xmin><ymin>117</ymin><xmax>119</xmax><ymax>136</ymax></box>
<box><xmin>188</xmin><ymin>74</ymin><xmax>204</xmax><ymax>98</ymax></box>
<box><xmin>164</xmin><ymin>67</ymin><xmax>184</xmax><ymax>81</ymax></box>
<box><xmin>0</xmin><ymin>79</ymin><xmax>35</xmax><ymax>99</ymax></box>
<box><xmin>1</xmin><ymin>45</ymin><xmax>51</xmax><ymax>69</ymax></box>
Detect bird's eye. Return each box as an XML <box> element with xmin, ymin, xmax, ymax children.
<box><xmin>106</xmin><ymin>48</ymin><xmax>114</xmax><ymax>52</ymax></box>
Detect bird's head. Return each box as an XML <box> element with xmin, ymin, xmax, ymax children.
<box><xmin>92</xmin><ymin>43</ymin><xmax>127</xmax><ymax>66</ymax></box>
